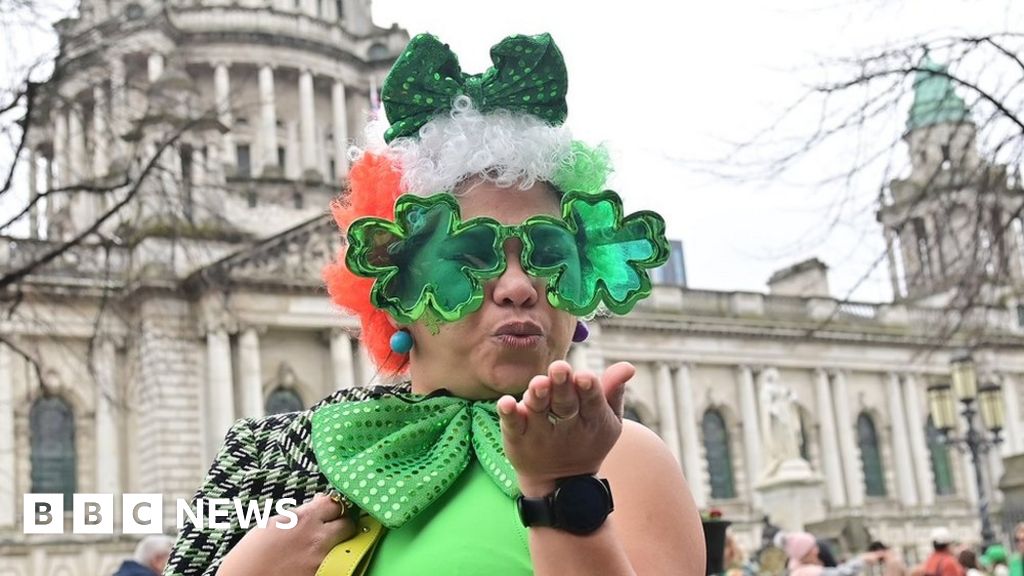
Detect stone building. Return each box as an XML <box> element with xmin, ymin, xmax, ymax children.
<box><xmin>1</xmin><ymin>2</ymin><xmax>1024</xmax><ymax>574</ymax></box>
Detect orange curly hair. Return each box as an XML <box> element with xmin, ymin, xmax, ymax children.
<box><xmin>322</xmin><ymin>153</ymin><xmax>407</xmax><ymax>375</ymax></box>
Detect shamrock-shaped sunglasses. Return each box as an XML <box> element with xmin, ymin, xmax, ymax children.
<box><xmin>345</xmin><ymin>190</ymin><xmax>670</xmax><ymax>325</ymax></box>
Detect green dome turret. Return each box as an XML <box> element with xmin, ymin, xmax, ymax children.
<box><xmin>907</xmin><ymin>57</ymin><xmax>970</xmax><ymax>132</ymax></box>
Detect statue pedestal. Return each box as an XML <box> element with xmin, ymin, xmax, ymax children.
<box><xmin>756</xmin><ymin>458</ymin><xmax>826</xmax><ymax>532</ymax></box>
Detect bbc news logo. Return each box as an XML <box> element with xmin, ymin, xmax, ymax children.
<box><xmin>23</xmin><ymin>494</ymin><xmax>298</xmax><ymax>534</ymax></box>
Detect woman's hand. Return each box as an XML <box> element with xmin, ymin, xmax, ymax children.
<box><xmin>216</xmin><ymin>493</ymin><xmax>356</xmax><ymax>576</ymax></box>
<box><xmin>496</xmin><ymin>360</ymin><xmax>634</xmax><ymax>496</ymax></box>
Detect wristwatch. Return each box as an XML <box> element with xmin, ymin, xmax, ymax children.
<box><xmin>517</xmin><ymin>475</ymin><xmax>614</xmax><ymax>535</ymax></box>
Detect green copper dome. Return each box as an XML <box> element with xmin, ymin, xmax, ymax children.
<box><xmin>907</xmin><ymin>57</ymin><xmax>970</xmax><ymax>131</ymax></box>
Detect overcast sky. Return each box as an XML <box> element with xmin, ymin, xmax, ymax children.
<box><xmin>3</xmin><ymin>0</ymin><xmax>1021</xmax><ymax>302</ymax></box>
<box><xmin>371</xmin><ymin>0</ymin><xmax>1022</xmax><ymax>302</ymax></box>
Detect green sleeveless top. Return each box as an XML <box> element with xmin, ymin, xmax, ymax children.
<box><xmin>366</xmin><ymin>459</ymin><xmax>533</xmax><ymax>575</ymax></box>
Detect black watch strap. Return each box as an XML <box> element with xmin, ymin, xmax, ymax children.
<box><xmin>517</xmin><ymin>475</ymin><xmax>613</xmax><ymax>535</ymax></box>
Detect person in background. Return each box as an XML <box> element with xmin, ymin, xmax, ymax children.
<box><xmin>725</xmin><ymin>531</ymin><xmax>758</xmax><ymax>576</ymax></box>
<box><xmin>917</xmin><ymin>528</ymin><xmax>966</xmax><ymax>576</ymax></box>
<box><xmin>982</xmin><ymin>545</ymin><xmax>1010</xmax><ymax>576</ymax></box>
<box><xmin>1012</xmin><ymin>523</ymin><xmax>1024</xmax><ymax>576</ymax></box>
<box><xmin>959</xmin><ymin>549</ymin><xmax>984</xmax><ymax>576</ymax></box>
<box><xmin>114</xmin><ymin>535</ymin><xmax>174</xmax><ymax>576</ymax></box>
<box><xmin>870</xmin><ymin>540</ymin><xmax>910</xmax><ymax>576</ymax></box>
<box><xmin>781</xmin><ymin>531</ymin><xmax>882</xmax><ymax>576</ymax></box>
<box><xmin>818</xmin><ymin>539</ymin><xmax>840</xmax><ymax>568</ymax></box>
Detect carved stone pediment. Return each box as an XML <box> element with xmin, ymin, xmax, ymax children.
<box><xmin>197</xmin><ymin>214</ymin><xmax>343</xmax><ymax>289</ymax></box>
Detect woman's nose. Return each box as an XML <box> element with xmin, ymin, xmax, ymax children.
<box><xmin>491</xmin><ymin>245</ymin><xmax>539</xmax><ymax>308</ymax></box>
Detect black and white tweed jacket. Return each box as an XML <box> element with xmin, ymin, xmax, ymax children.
<box><xmin>163</xmin><ymin>383</ymin><xmax>409</xmax><ymax>576</ymax></box>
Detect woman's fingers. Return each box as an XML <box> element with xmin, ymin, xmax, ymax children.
<box><xmin>547</xmin><ymin>360</ymin><xmax>579</xmax><ymax>420</ymax></box>
<box><xmin>320</xmin><ymin>516</ymin><xmax>359</xmax><ymax>550</ymax></box>
<box><xmin>601</xmin><ymin>361</ymin><xmax>635</xmax><ymax>418</ymax></box>
<box><xmin>522</xmin><ymin>374</ymin><xmax>551</xmax><ymax>415</ymax></box>
<box><xmin>575</xmin><ymin>370</ymin><xmax>605</xmax><ymax>417</ymax></box>
<box><xmin>307</xmin><ymin>493</ymin><xmax>346</xmax><ymax>523</ymax></box>
<box><xmin>497</xmin><ymin>394</ymin><xmax>527</xmax><ymax>435</ymax></box>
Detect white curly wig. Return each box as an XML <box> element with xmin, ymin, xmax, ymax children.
<box><xmin>358</xmin><ymin>95</ymin><xmax>578</xmax><ymax>196</ymax></box>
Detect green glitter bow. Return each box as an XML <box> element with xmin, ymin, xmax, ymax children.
<box><xmin>381</xmin><ymin>32</ymin><xmax>568</xmax><ymax>143</ymax></box>
<box><xmin>345</xmin><ymin>191</ymin><xmax>670</xmax><ymax>324</ymax></box>
<box><xmin>311</xmin><ymin>394</ymin><xmax>517</xmax><ymax>529</ymax></box>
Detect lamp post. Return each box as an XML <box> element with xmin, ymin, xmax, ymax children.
<box><xmin>927</xmin><ymin>351</ymin><xmax>1005</xmax><ymax>548</ymax></box>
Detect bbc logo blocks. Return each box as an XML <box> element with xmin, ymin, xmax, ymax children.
<box><xmin>23</xmin><ymin>494</ymin><xmax>164</xmax><ymax>534</ymax></box>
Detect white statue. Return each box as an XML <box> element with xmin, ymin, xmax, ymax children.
<box><xmin>759</xmin><ymin>369</ymin><xmax>803</xmax><ymax>474</ymax></box>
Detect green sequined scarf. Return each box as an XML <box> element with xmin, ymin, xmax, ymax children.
<box><xmin>310</xmin><ymin>393</ymin><xmax>518</xmax><ymax>529</ymax></box>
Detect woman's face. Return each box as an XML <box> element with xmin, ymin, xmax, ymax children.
<box><xmin>801</xmin><ymin>546</ymin><xmax>821</xmax><ymax>566</ymax></box>
<box><xmin>406</xmin><ymin>179</ymin><xmax>576</xmax><ymax>399</ymax></box>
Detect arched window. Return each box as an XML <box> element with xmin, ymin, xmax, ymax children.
<box><xmin>702</xmin><ymin>409</ymin><xmax>736</xmax><ymax>499</ymax></box>
<box><xmin>367</xmin><ymin>43</ymin><xmax>390</xmax><ymax>61</ymax></box>
<box><xmin>125</xmin><ymin>3</ymin><xmax>144</xmax><ymax>19</ymax></box>
<box><xmin>30</xmin><ymin>397</ymin><xmax>77</xmax><ymax>508</ymax></box>
<box><xmin>266</xmin><ymin>388</ymin><xmax>304</xmax><ymax>415</ymax></box>
<box><xmin>926</xmin><ymin>416</ymin><xmax>955</xmax><ymax>495</ymax></box>
<box><xmin>857</xmin><ymin>413</ymin><xmax>887</xmax><ymax>497</ymax></box>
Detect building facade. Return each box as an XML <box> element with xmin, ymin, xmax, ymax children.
<box><xmin>2</xmin><ymin>3</ymin><xmax>1024</xmax><ymax>574</ymax></box>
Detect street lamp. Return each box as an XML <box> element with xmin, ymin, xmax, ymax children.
<box><xmin>927</xmin><ymin>351</ymin><xmax>1004</xmax><ymax>548</ymax></box>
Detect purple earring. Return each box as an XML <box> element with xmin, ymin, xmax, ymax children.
<box><xmin>572</xmin><ymin>321</ymin><xmax>589</xmax><ymax>343</ymax></box>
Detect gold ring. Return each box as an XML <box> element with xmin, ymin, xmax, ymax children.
<box><xmin>328</xmin><ymin>491</ymin><xmax>349</xmax><ymax>516</ymax></box>
<box><xmin>547</xmin><ymin>408</ymin><xmax>579</xmax><ymax>425</ymax></box>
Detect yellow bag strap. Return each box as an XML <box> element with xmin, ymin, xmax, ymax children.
<box><xmin>315</xmin><ymin>514</ymin><xmax>387</xmax><ymax>576</ymax></box>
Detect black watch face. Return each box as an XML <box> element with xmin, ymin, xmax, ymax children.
<box><xmin>554</xmin><ymin>477</ymin><xmax>610</xmax><ymax>534</ymax></box>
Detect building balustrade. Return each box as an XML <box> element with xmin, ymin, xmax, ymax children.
<box><xmin>635</xmin><ymin>284</ymin><xmax>1021</xmax><ymax>335</ymax></box>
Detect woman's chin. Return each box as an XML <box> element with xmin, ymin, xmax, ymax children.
<box><xmin>483</xmin><ymin>364</ymin><xmax>546</xmax><ymax>397</ymax></box>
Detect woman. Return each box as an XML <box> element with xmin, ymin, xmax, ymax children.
<box><xmin>163</xmin><ymin>32</ymin><xmax>704</xmax><ymax>576</ymax></box>
<box><xmin>781</xmin><ymin>532</ymin><xmax>882</xmax><ymax>576</ymax></box>
<box><xmin>1013</xmin><ymin>523</ymin><xmax>1024</xmax><ymax>576</ymax></box>
<box><xmin>959</xmin><ymin>550</ymin><xmax>984</xmax><ymax>576</ymax></box>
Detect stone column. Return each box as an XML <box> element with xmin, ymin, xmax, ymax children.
<box><xmin>237</xmin><ymin>327</ymin><xmax>264</xmax><ymax>418</ymax></box>
<box><xmin>331</xmin><ymin>80</ymin><xmax>349</xmax><ymax>178</ymax></box>
<box><xmin>923</xmin><ymin>216</ymin><xmax>945</xmax><ymax>275</ymax></box>
<box><xmin>27</xmin><ymin>149</ymin><xmax>39</xmax><ymax>238</ymax></box>
<box><xmin>213</xmin><ymin>62</ymin><xmax>237</xmax><ymax>168</ymax></box>
<box><xmin>44</xmin><ymin>156</ymin><xmax>56</xmax><ymax>237</ymax></box>
<box><xmin>674</xmin><ymin>364</ymin><xmax>707</xmax><ymax>508</ymax></box>
<box><xmin>299</xmin><ymin>69</ymin><xmax>319</xmax><ymax>177</ymax></box>
<box><xmin>1000</xmin><ymin>373</ymin><xmax>1023</xmax><ymax>454</ymax></box>
<box><xmin>884</xmin><ymin>226</ymin><xmax>902</xmax><ymax>298</ymax></box>
<box><xmin>68</xmin><ymin>102</ymin><xmax>87</xmax><ymax>182</ymax></box>
<box><xmin>285</xmin><ymin>122</ymin><xmax>300</xmax><ymax>180</ymax></box>
<box><xmin>356</xmin><ymin>341</ymin><xmax>375</xmax><ymax>386</ymax></box>
<box><xmin>0</xmin><ymin>344</ymin><xmax>15</xmax><ymax>528</ymax></box>
<box><xmin>109</xmin><ymin>56</ymin><xmax>128</xmax><ymax>147</ymax></box>
<box><xmin>654</xmin><ymin>362</ymin><xmax>681</xmax><ymax>464</ymax></box>
<box><xmin>814</xmin><ymin>368</ymin><xmax>847</xmax><ymax>508</ymax></box>
<box><xmin>329</xmin><ymin>329</ymin><xmax>355</xmax><ymax>391</ymax></box>
<box><xmin>568</xmin><ymin>343</ymin><xmax>589</xmax><ymax>372</ymax></box>
<box><xmin>302</xmin><ymin>0</ymin><xmax>317</xmax><ymax>17</ymax></box>
<box><xmin>92</xmin><ymin>85</ymin><xmax>109</xmax><ymax>177</ymax></box>
<box><xmin>902</xmin><ymin>374</ymin><xmax>935</xmax><ymax>506</ymax></box>
<box><xmin>737</xmin><ymin>366</ymin><xmax>762</xmax><ymax>502</ymax></box>
<box><xmin>53</xmin><ymin>108</ymin><xmax>68</xmax><ymax>188</ymax></box>
<box><xmin>147</xmin><ymin>52</ymin><xmax>164</xmax><ymax>83</ymax></box>
<box><xmin>94</xmin><ymin>337</ymin><xmax>121</xmax><ymax>496</ymax></box>
<box><xmin>205</xmin><ymin>327</ymin><xmax>236</xmax><ymax>459</ymax></box>
<box><xmin>258</xmin><ymin>65</ymin><xmax>278</xmax><ymax>175</ymax></box>
<box><xmin>832</xmin><ymin>370</ymin><xmax>865</xmax><ymax>507</ymax></box>
<box><xmin>886</xmin><ymin>373</ymin><xmax>919</xmax><ymax>507</ymax></box>
<box><xmin>960</xmin><ymin>439</ymin><xmax>980</xmax><ymax>504</ymax></box>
